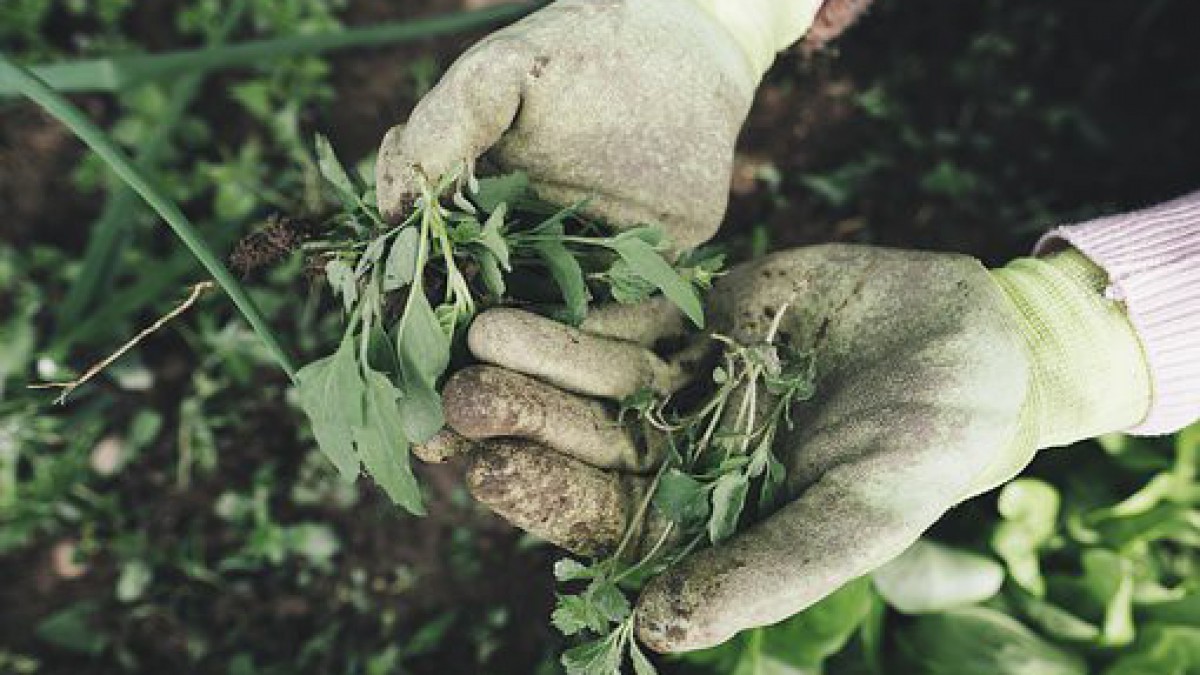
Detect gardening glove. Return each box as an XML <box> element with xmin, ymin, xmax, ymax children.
<box><xmin>440</xmin><ymin>243</ymin><xmax>1152</xmax><ymax>652</ymax></box>
<box><xmin>375</xmin><ymin>0</ymin><xmax>827</xmax><ymax>251</ymax></box>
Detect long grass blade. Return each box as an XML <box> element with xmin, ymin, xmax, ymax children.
<box><xmin>0</xmin><ymin>4</ymin><xmax>537</xmax><ymax>95</ymax></box>
<box><xmin>0</xmin><ymin>56</ymin><xmax>298</xmax><ymax>381</ymax></box>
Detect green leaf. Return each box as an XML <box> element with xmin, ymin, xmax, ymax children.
<box><xmin>314</xmin><ymin>133</ymin><xmax>359</xmax><ymax>206</ymax></box>
<box><xmin>608</xmin><ymin>235</ymin><xmax>703</xmax><ymax>328</ymax></box>
<box><xmin>606</xmin><ymin>259</ymin><xmax>657</xmax><ymax>305</ymax></box>
<box><xmin>1104</xmin><ymin>624</ymin><xmax>1200</xmax><ymax>675</ymax></box>
<box><xmin>709</xmin><ymin>472</ymin><xmax>749</xmax><ymax>544</ymax></box>
<box><xmin>562</xmin><ymin>634</ymin><xmax>623</xmax><ymax>675</ymax></box>
<box><xmin>555</xmin><ymin>559</ymin><xmax>596</xmax><ymax>582</ymax></box>
<box><xmin>36</xmin><ymin>602</ymin><xmax>109</xmax><ymax>656</ymax></box>
<box><xmin>590</xmin><ymin>581</ymin><xmax>632</xmax><ymax>624</ymax></box>
<box><xmin>383</xmin><ymin>227</ymin><xmax>420</xmax><ymax>292</ymax></box>
<box><xmin>478</xmin><ymin>250</ymin><xmax>506</xmax><ymax>299</ymax></box>
<box><xmin>297</xmin><ymin>336</ymin><xmax>364</xmax><ymax>480</ymax></box>
<box><xmin>992</xmin><ymin>478</ymin><xmax>1060</xmax><ymax>596</ymax></box>
<box><xmin>872</xmin><ymin>539</ymin><xmax>1004</xmax><ymax>614</ymax></box>
<box><xmin>354</xmin><ymin>370</ymin><xmax>424</xmax><ymax>514</ymax></box>
<box><xmin>397</xmin><ymin>290</ymin><xmax>451</xmax><ymax>386</ymax></box>
<box><xmin>324</xmin><ymin>259</ymin><xmax>358</xmax><ymax>313</ymax></box>
<box><xmin>479</xmin><ymin>204</ymin><xmax>512</xmax><ymax>270</ymax></box>
<box><xmin>553</xmin><ymin>595</ymin><xmax>607</xmax><ymax>636</ymax></box>
<box><xmin>533</xmin><ymin>237</ymin><xmax>590</xmax><ymax>326</ymax></box>
<box><xmin>654</xmin><ymin>469</ymin><xmax>711</xmax><ymax>527</ymax></box>
<box><xmin>473</xmin><ymin>171</ymin><xmax>530</xmax><ymax>213</ymax></box>
<box><xmin>116</xmin><ymin>559</ymin><xmax>153</xmax><ymax>603</ymax></box>
<box><xmin>897</xmin><ymin>606</ymin><xmax>1086</xmax><ymax>675</ymax></box>
<box><xmin>1079</xmin><ymin>548</ymin><xmax>1135</xmax><ymax>647</ymax></box>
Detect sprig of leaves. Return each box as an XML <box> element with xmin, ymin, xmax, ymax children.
<box><xmin>553</xmin><ymin>308</ymin><xmax>817</xmax><ymax>674</ymax></box>
<box><xmin>296</xmin><ymin>134</ymin><xmax>722</xmax><ymax>514</ymax></box>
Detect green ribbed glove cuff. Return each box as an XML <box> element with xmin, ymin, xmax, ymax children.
<box><xmin>990</xmin><ymin>250</ymin><xmax>1152</xmax><ymax>450</ymax></box>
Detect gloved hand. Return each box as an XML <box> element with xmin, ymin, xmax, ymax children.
<box><xmin>441</xmin><ymin>244</ymin><xmax>1152</xmax><ymax>652</ymax></box>
<box><xmin>375</xmin><ymin>0</ymin><xmax>825</xmax><ymax>251</ymax></box>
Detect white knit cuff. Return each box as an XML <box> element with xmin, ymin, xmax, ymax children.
<box><xmin>1036</xmin><ymin>191</ymin><xmax>1200</xmax><ymax>436</ymax></box>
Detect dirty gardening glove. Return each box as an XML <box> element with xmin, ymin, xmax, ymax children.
<box><xmin>376</xmin><ymin>0</ymin><xmax>825</xmax><ymax>250</ymax></box>
<box><xmin>442</xmin><ymin>244</ymin><xmax>1152</xmax><ymax>652</ymax></box>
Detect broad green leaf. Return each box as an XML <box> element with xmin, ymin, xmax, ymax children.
<box><xmin>552</xmin><ymin>595</ymin><xmax>607</xmax><ymax>636</ymax></box>
<box><xmin>297</xmin><ymin>336</ymin><xmax>364</xmax><ymax>480</ymax></box>
<box><xmin>897</xmin><ymin>606</ymin><xmax>1085</xmax><ymax>675</ymax></box>
<box><xmin>709</xmin><ymin>472</ymin><xmax>749</xmax><ymax>544</ymax></box>
<box><xmin>397</xmin><ymin>290</ymin><xmax>451</xmax><ymax>386</ymax></box>
<box><xmin>872</xmin><ymin>539</ymin><xmax>1005</xmax><ymax>614</ymax></box>
<box><xmin>354</xmin><ymin>370</ymin><xmax>424</xmax><ymax>514</ymax></box>
<box><xmin>396</xmin><ymin>375</ymin><xmax>443</xmax><ymax>444</ymax></box>
<box><xmin>533</xmin><ymin>237</ymin><xmax>589</xmax><ymax>326</ymax></box>
<box><xmin>654</xmin><ymin>469</ymin><xmax>711</xmax><ymax>527</ymax></box>
<box><xmin>473</xmin><ymin>171</ymin><xmax>530</xmax><ymax>213</ymax></box>
<box><xmin>608</xmin><ymin>235</ymin><xmax>703</xmax><ymax>328</ymax></box>
<box><xmin>314</xmin><ymin>133</ymin><xmax>359</xmax><ymax>206</ymax></box>
<box><xmin>992</xmin><ymin>478</ymin><xmax>1060</xmax><ymax>596</ymax></box>
<box><xmin>383</xmin><ymin>227</ymin><xmax>420</xmax><ymax>292</ymax></box>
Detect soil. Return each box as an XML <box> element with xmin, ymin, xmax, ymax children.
<box><xmin>2</xmin><ymin>0</ymin><xmax>1198</xmax><ymax>673</ymax></box>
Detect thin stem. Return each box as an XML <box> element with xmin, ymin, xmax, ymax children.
<box><xmin>0</xmin><ymin>56</ymin><xmax>298</xmax><ymax>381</ymax></box>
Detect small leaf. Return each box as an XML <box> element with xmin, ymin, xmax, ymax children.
<box><xmin>554</xmin><ymin>559</ymin><xmax>595</xmax><ymax>582</ymax></box>
<box><xmin>562</xmin><ymin>634</ymin><xmax>623</xmax><ymax>675</ymax></box>
<box><xmin>992</xmin><ymin>479</ymin><xmax>1061</xmax><ymax>596</ymax></box>
<box><xmin>709</xmin><ymin>472</ymin><xmax>749</xmax><ymax>544</ymax></box>
<box><xmin>297</xmin><ymin>336</ymin><xmax>364</xmax><ymax>480</ymax></box>
<box><xmin>473</xmin><ymin>171</ymin><xmax>530</xmax><ymax>213</ymax></box>
<box><xmin>606</xmin><ymin>259</ymin><xmax>657</xmax><ymax>305</ymax></box>
<box><xmin>314</xmin><ymin>134</ymin><xmax>359</xmax><ymax>205</ymax></box>
<box><xmin>552</xmin><ymin>595</ymin><xmax>605</xmax><ymax>636</ymax></box>
<box><xmin>324</xmin><ymin>259</ymin><xmax>358</xmax><ymax>313</ymax></box>
<box><xmin>590</xmin><ymin>581</ymin><xmax>632</xmax><ymax>624</ymax></box>
<box><xmin>479</xmin><ymin>204</ymin><xmax>512</xmax><ymax>270</ymax></box>
<box><xmin>383</xmin><ymin>227</ymin><xmax>421</xmax><ymax>292</ymax></box>
<box><xmin>478</xmin><ymin>250</ymin><xmax>506</xmax><ymax>298</ymax></box>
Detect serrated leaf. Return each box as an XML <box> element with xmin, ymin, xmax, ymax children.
<box><xmin>562</xmin><ymin>634</ymin><xmax>623</xmax><ymax>675</ymax></box>
<box><xmin>709</xmin><ymin>472</ymin><xmax>749</xmax><ymax>544</ymax></box>
<box><xmin>297</xmin><ymin>336</ymin><xmax>364</xmax><ymax>480</ymax></box>
<box><xmin>553</xmin><ymin>595</ymin><xmax>604</xmax><ymax>636</ymax></box>
<box><xmin>354</xmin><ymin>370</ymin><xmax>425</xmax><ymax>514</ymax></box>
<box><xmin>607</xmin><ymin>236</ymin><xmax>703</xmax><ymax>328</ymax></box>
<box><xmin>590</xmin><ymin>581</ymin><xmax>632</xmax><ymax>624</ymax></box>
<box><xmin>654</xmin><ymin>469</ymin><xmax>711</xmax><ymax>527</ymax></box>
<box><xmin>607</xmin><ymin>259</ymin><xmax>657</xmax><ymax>305</ymax></box>
<box><xmin>533</xmin><ymin>237</ymin><xmax>589</xmax><ymax>326</ymax></box>
<box><xmin>314</xmin><ymin>134</ymin><xmax>359</xmax><ymax>206</ymax></box>
<box><xmin>473</xmin><ymin>171</ymin><xmax>530</xmax><ymax>213</ymax></box>
<box><xmin>383</xmin><ymin>227</ymin><xmax>421</xmax><ymax>292</ymax></box>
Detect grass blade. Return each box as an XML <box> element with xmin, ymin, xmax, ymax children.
<box><xmin>0</xmin><ymin>56</ymin><xmax>298</xmax><ymax>380</ymax></box>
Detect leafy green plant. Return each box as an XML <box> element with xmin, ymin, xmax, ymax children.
<box><xmin>296</xmin><ymin>136</ymin><xmax>720</xmax><ymax>514</ymax></box>
<box><xmin>552</xmin><ymin>309</ymin><xmax>816</xmax><ymax>674</ymax></box>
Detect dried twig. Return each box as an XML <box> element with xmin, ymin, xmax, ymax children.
<box><xmin>30</xmin><ymin>281</ymin><xmax>216</xmax><ymax>404</ymax></box>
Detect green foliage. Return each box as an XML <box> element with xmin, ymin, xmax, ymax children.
<box><xmin>298</xmin><ymin>139</ymin><xmax>716</xmax><ymax>513</ymax></box>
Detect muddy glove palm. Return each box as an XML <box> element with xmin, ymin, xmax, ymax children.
<box><xmin>442</xmin><ymin>244</ymin><xmax>1151</xmax><ymax>652</ymax></box>
<box><xmin>375</xmin><ymin>0</ymin><xmax>823</xmax><ymax>250</ymax></box>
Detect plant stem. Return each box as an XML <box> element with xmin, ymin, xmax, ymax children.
<box><xmin>0</xmin><ymin>4</ymin><xmax>539</xmax><ymax>95</ymax></box>
<box><xmin>0</xmin><ymin>56</ymin><xmax>298</xmax><ymax>381</ymax></box>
